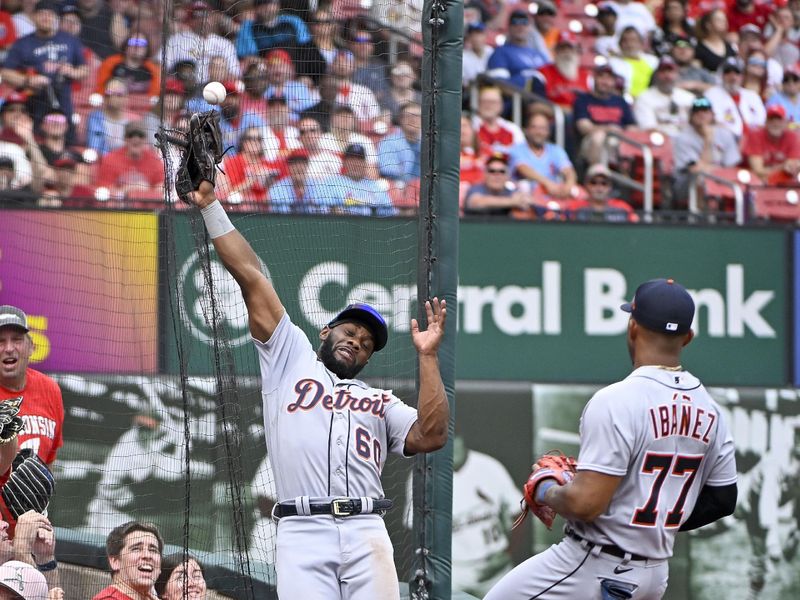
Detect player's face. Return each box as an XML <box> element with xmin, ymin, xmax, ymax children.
<box><xmin>162</xmin><ymin>559</ymin><xmax>206</xmax><ymax>600</ymax></box>
<box><xmin>109</xmin><ymin>531</ymin><xmax>161</xmax><ymax>593</ymax></box>
<box><xmin>0</xmin><ymin>327</ymin><xmax>32</xmax><ymax>390</ymax></box>
<box><xmin>318</xmin><ymin>322</ymin><xmax>375</xmax><ymax>379</ymax></box>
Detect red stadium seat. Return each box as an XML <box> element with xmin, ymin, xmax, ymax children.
<box><xmin>613</xmin><ymin>128</ymin><xmax>673</xmax><ymax>207</ymax></box>
<box><xmin>750</xmin><ymin>187</ymin><xmax>800</xmax><ymax>223</ymax></box>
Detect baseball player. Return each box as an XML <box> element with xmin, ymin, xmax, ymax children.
<box><xmin>485</xmin><ymin>278</ymin><xmax>738</xmax><ymax>600</ymax></box>
<box><xmin>183</xmin><ymin>180</ymin><xmax>449</xmax><ymax>599</ymax></box>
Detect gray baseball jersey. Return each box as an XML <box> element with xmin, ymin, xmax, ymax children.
<box><xmin>254</xmin><ymin>312</ymin><xmax>418</xmax><ymax>501</ymax></box>
<box><xmin>572</xmin><ymin>366</ymin><xmax>738</xmax><ymax>559</ymax></box>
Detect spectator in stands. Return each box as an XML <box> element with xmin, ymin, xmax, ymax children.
<box><xmin>217</xmin><ymin>80</ymin><xmax>265</xmax><ymax>152</ymax></box>
<box><xmin>330</xmin><ymin>105</ymin><xmax>379</xmax><ymax>178</ymax></box>
<box><xmin>743</xmin><ymin>104</ymin><xmax>800</xmax><ymax>185</ymax></box>
<box><xmin>0</xmin><ymin>94</ymin><xmax>48</xmax><ymax>191</ymax></box>
<box><xmin>611</xmin><ymin>0</ymin><xmax>657</xmax><ymax>39</ymax></box>
<box><xmin>706</xmin><ymin>57</ymin><xmax>766</xmax><ymax>139</ymax></box>
<box><xmin>460</xmin><ymin>114</ymin><xmax>484</xmax><ymax>186</ymax></box>
<box><xmin>536</xmin><ymin>32</ymin><xmax>592</xmax><ymax>112</ymax></box>
<box><xmin>86</xmin><ymin>78</ymin><xmax>137</xmax><ymax>157</ymax></box>
<box><xmin>727</xmin><ymin>0</ymin><xmax>771</xmax><ymax>38</ymax></box>
<box><xmin>36</xmin><ymin>109</ymin><xmax>80</xmax><ymax>166</ymax></box>
<box><xmin>695</xmin><ymin>8</ymin><xmax>736</xmax><ymax>73</ymax></box>
<box><xmin>50</xmin><ymin>156</ymin><xmax>92</xmax><ymax>202</ymax></box>
<box><xmin>766</xmin><ymin>67</ymin><xmax>800</xmax><ymax>124</ymax></box>
<box><xmin>349</xmin><ymin>29</ymin><xmax>390</xmax><ymax>105</ymax></box>
<box><xmin>653</xmin><ymin>0</ymin><xmax>696</xmax><ymax>57</ymax></box>
<box><xmin>463</xmin><ymin>23</ymin><xmax>493</xmax><ymax>90</ymax></box>
<box><xmin>262</xmin><ymin>94</ymin><xmax>299</xmax><ymax>161</ymax></box>
<box><xmin>486</xmin><ymin>10</ymin><xmax>549</xmax><ymax>89</ymax></box>
<box><xmin>741</xmin><ymin>48</ymin><xmax>778</xmax><ymax>100</ymax></box>
<box><xmin>509</xmin><ymin>111</ymin><xmax>577</xmax><ymax>199</ymax></box>
<box><xmin>239</xmin><ymin>60</ymin><xmax>269</xmax><ymax>118</ymax></box>
<box><xmin>464</xmin><ymin>151</ymin><xmax>531</xmax><ymax>216</ymax></box>
<box><xmin>94</xmin><ymin>33</ymin><xmax>159</xmax><ymax>97</ymax></box>
<box><xmin>472</xmin><ymin>86</ymin><xmax>524</xmax><ymax>158</ymax></box>
<box><xmin>264</xmin><ymin>48</ymin><xmax>317</xmax><ymax>121</ymax></box>
<box><xmin>206</xmin><ymin>55</ymin><xmax>233</xmax><ymax>90</ymax></box>
<box><xmin>594</xmin><ymin>2</ymin><xmax>620</xmax><ymax>57</ymax></box>
<box><xmin>672</xmin><ymin>96</ymin><xmax>741</xmax><ymax>204</ymax></box>
<box><xmin>154</xmin><ymin>553</ymin><xmax>206</xmax><ymax>600</ymax></box>
<box><xmin>91</xmin><ymin>521</ymin><xmax>163</xmax><ymax>600</ymax></box>
<box><xmin>235</xmin><ymin>0</ymin><xmax>310</xmax><ymax>61</ymax></box>
<box><xmin>574</xmin><ymin>64</ymin><xmax>636</xmax><ymax>164</ymax></box>
<box><xmin>165</xmin><ymin>1</ymin><xmax>240</xmax><ymax>82</ymax></box>
<box><xmin>1</xmin><ymin>0</ymin><xmax>88</xmax><ymax>143</ymax></box>
<box><xmin>609</xmin><ymin>26</ymin><xmax>659</xmax><ymax>98</ymax></box>
<box><xmin>634</xmin><ymin>56</ymin><xmax>695</xmax><ymax>138</ymax></box>
<box><xmin>383</xmin><ymin>61</ymin><xmax>421</xmax><ymax>120</ymax></box>
<box><xmin>737</xmin><ymin>26</ymin><xmax>784</xmax><ymax>93</ymax></box>
<box><xmin>566</xmin><ymin>164</ymin><xmax>638</xmax><ymax>222</ymax></box>
<box><xmin>269</xmin><ymin>148</ymin><xmax>328</xmax><ymax>213</ymax></box>
<box><xmin>528</xmin><ymin>0</ymin><xmax>559</xmax><ymax>62</ymax></box>
<box><xmin>307</xmin><ymin>7</ymin><xmax>339</xmax><ymax>71</ymax></box>
<box><xmin>96</xmin><ymin>121</ymin><xmax>165</xmax><ymax>201</ymax></box>
<box><xmin>76</xmin><ymin>0</ymin><xmax>127</xmax><ymax>60</ymax></box>
<box><xmin>141</xmin><ymin>79</ymin><xmax>186</xmax><ymax>147</ymax></box>
<box><xmin>0</xmin><ymin>156</ymin><xmax>34</xmax><ymax>204</ymax></box>
<box><xmin>296</xmin><ymin>116</ymin><xmax>341</xmax><ymax>179</ymax></box>
<box><xmin>11</xmin><ymin>0</ymin><xmax>35</xmax><ymax>39</ymax></box>
<box><xmin>299</xmin><ymin>72</ymin><xmax>338</xmax><ymax>133</ymax></box>
<box><xmin>0</xmin><ymin>4</ymin><xmax>17</xmax><ymax>63</ymax></box>
<box><xmin>671</xmin><ymin>37</ymin><xmax>716</xmax><ymax>94</ymax></box>
<box><xmin>764</xmin><ymin>5</ymin><xmax>800</xmax><ymax>70</ymax></box>
<box><xmin>378</xmin><ymin>101</ymin><xmax>422</xmax><ymax>182</ymax></box>
<box><xmin>330</xmin><ymin>49</ymin><xmax>380</xmax><ymax>123</ymax></box>
<box><xmin>219</xmin><ymin>125</ymin><xmax>283</xmax><ymax>204</ymax></box>
<box><xmin>322</xmin><ymin>143</ymin><xmax>396</xmax><ymax>216</ymax></box>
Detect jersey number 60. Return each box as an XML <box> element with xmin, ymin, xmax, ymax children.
<box><xmin>355</xmin><ymin>427</ymin><xmax>382</xmax><ymax>469</ymax></box>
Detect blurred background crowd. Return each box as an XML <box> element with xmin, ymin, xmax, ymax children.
<box><xmin>0</xmin><ymin>0</ymin><xmax>797</xmax><ymax>222</ymax></box>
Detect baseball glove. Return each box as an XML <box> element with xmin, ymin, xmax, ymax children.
<box><xmin>156</xmin><ymin>110</ymin><xmax>226</xmax><ymax>202</ymax></box>
<box><xmin>0</xmin><ymin>396</ymin><xmax>24</xmax><ymax>443</ymax></box>
<box><xmin>512</xmin><ymin>450</ymin><xmax>577</xmax><ymax>530</ymax></box>
<box><xmin>1</xmin><ymin>449</ymin><xmax>55</xmax><ymax>519</ymax></box>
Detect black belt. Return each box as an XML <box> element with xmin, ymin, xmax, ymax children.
<box><xmin>274</xmin><ymin>498</ymin><xmax>393</xmax><ymax>518</ymax></box>
<box><xmin>565</xmin><ymin>527</ymin><xmax>649</xmax><ymax>562</ymax></box>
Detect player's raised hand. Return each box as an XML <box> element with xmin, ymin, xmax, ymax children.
<box><xmin>411</xmin><ymin>298</ymin><xmax>447</xmax><ymax>356</ymax></box>
<box><xmin>187</xmin><ymin>179</ymin><xmax>217</xmax><ymax>209</ymax></box>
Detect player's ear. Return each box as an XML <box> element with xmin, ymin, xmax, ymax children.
<box><xmin>319</xmin><ymin>326</ymin><xmax>331</xmax><ymax>341</ymax></box>
<box><xmin>681</xmin><ymin>329</ymin><xmax>694</xmax><ymax>347</ymax></box>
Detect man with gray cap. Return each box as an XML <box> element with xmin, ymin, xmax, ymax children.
<box><xmin>486</xmin><ymin>278</ymin><xmax>737</xmax><ymax>600</ymax></box>
<box><xmin>180</xmin><ymin>177</ymin><xmax>449</xmax><ymax>599</ymax></box>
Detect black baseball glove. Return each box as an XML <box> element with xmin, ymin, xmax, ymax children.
<box><xmin>2</xmin><ymin>449</ymin><xmax>55</xmax><ymax>519</ymax></box>
<box><xmin>156</xmin><ymin>110</ymin><xmax>226</xmax><ymax>202</ymax></box>
<box><xmin>0</xmin><ymin>396</ymin><xmax>24</xmax><ymax>443</ymax></box>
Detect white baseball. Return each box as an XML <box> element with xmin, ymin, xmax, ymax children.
<box><xmin>203</xmin><ymin>81</ymin><xmax>227</xmax><ymax>105</ymax></box>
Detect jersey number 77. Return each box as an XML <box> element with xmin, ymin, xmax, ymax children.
<box><xmin>632</xmin><ymin>452</ymin><xmax>703</xmax><ymax>527</ymax></box>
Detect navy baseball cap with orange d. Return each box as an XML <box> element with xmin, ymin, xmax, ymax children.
<box><xmin>0</xmin><ymin>306</ymin><xmax>29</xmax><ymax>332</ymax></box>
<box><xmin>621</xmin><ymin>279</ymin><xmax>694</xmax><ymax>335</ymax></box>
<box><xmin>328</xmin><ymin>303</ymin><xmax>388</xmax><ymax>351</ymax></box>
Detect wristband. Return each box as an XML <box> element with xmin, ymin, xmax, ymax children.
<box><xmin>36</xmin><ymin>559</ymin><xmax>57</xmax><ymax>572</ymax></box>
<box><xmin>535</xmin><ymin>479</ymin><xmax>557</xmax><ymax>504</ymax></box>
<box><xmin>201</xmin><ymin>200</ymin><xmax>235</xmax><ymax>239</ymax></box>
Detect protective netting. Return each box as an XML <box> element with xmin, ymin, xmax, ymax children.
<box><xmin>0</xmin><ymin>0</ymin><xmax>426</xmax><ymax>598</ymax></box>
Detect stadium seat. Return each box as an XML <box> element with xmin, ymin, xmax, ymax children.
<box><xmin>749</xmin><ymin>186</ymin><xmax>800</xmax><ymax>223</ymax></box>
<box><xmin>612</xmin><ymin>128</ymin><xmax>673</xmax><ymax>208</ymax></box>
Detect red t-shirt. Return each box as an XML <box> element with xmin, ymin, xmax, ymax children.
<box><xmin>97</xmin><ymin>147</ymin><xmax>166</xmax><ymax>192</ymax></box>
<box><xmin>477</xmin><ymin>122</ymin><xmax>518</xmax><ymax>158</ymax></box>
<box><xmin>0</xmin><ymin>11</ymin><xmax>16</xmax><ymax>49</ymax></box>
<box><xmin>745</xmin><ymin>127</ymin><xmax>800</xmax><ymax>167</ymax></box>
<box><xmin>91</xmin><ymin>586</ymin><xmax>138</xmax><ymax>600</ymax></box>
<box><xmin>0</xmin><ymin>369</ymin><xmax>64</xmax><ymax>468</ymax></box>
<box><xmin>221</xmin><ymin>154</ymin><xmax>288</xmax><ymax>202</ymax></box>
<box><xmin>537</xmin><ymin>64</ymin><xmax>592</xmax><ymax>109</ymax></box>
<box><xmin>726</xmin><ymin>3</ymin><xmax>771</xmax><ymax>34</ymax></box>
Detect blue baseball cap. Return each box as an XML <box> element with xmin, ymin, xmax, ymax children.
<box><xmin>620</xmin><ymin>279</ymin><xmax>695</xmax><ymax>335</ymax></box>
<box><xmin>328</xmin><ymin>303</ymin><xmax>388</xmax><ymax>351</ymax></box>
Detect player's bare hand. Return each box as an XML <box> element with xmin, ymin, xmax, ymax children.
<box><xmin>187</xmin><ymin>180</ymin><xmax>217</xmax><ymax>209</ymax></box>
<box><xmin>411</xmin><ymin>298</ymin><xmax>446</xmax><ymax>356</ymax></box>
<box><xmin>47</xmin><ymin>588</ymin><xmax>64</xmax><ymax>600</ymax></box>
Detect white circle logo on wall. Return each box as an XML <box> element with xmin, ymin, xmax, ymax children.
<box><xmin>178</xmin><ymin>250</ymin><xmax>270</xmax><ymax>347</ymax></box>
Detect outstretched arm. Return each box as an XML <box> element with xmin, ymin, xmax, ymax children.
<box><xmin>188</xmin><ymin>181</ymin><xmax>285</xmax><ymax>342</ymax></box>
<box><xmin>404</xmin><ymin>298</ymin><xmax>449</xmax><ymax>454</ymax></box>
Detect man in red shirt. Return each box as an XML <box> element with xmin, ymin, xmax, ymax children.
<box><xmin>727</xmin><ymin>0</ymin><xmax>771</xmax><ymax>39</ymax></box>
<box><xmin>96</xmin><ymin>121</ymin><xmax>165</xmax><ymax>201</ymax></box>
<box><xmin>744</xmin><ymin>104</ymin><xmax>800</xmax><ymax>185</ymax></box>
<box><xmin>536</xmin><ymin>32</ymin><xmax>592</xmax><ymax>111</ymax></box>
<box><xmin>472</xmin><ymin>85</ymin><xmax>524</xmax><ymax>158</ymax></box>
<box><xmin>92</xmin><ymin>521</ymin><xmax>163</xmax><ymax>600</ymax></box>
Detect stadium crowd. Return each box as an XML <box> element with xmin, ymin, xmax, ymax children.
<box><xmin>0</xmin><ymin>0</ymin><xmax>796</xmax><ymax>221</ymax></box>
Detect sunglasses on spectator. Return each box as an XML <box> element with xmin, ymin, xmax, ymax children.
<box><xmin>748</xmin><ymin>58</ymin><xmax>767</xmax><ymax>68</ymax></box>
<box><xmin>486</xmin><ymin>167</ymin><xmax>507</xmax><ymax>174</ymax></box>
<box><xmin>299</xmin><ymin>127</ymin><xmax>320</xmax><ymax>134</ymax></box>
<box><xmin>784</xmin><ymin>76</ymin><xmax>800</xmax><ymax>83</ymax></box>
<box><xmin>126</xmin><ymin>131</ymin><xmax>146</xmax><ymax>138</ymax></box>
<box><xmin>127</xmin><ymin>37</ymin><xmax>148</xmax><ymax>47</ymax></box>
<box><xmin>588</xmin><ymin>178</ymin><xmax>610</xmax><ymax>186</ymax></box>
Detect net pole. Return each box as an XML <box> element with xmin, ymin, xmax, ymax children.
<box><xmin>412</xmin><ymin>1</ymin><xmax>462</xmax><ymax>599</ymax></box>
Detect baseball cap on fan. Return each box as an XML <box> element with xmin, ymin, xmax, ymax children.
<box><xmin>0</xmin><ymin>561</ymin><xmax>48</xmax><ymax>600</ymax></box>
<box><xmin>621</xmin><ymin>279</ymin><xmax>695</xmax><ymax>335</ymax></box>
<box><xmin>328</xmin><ymin>304</ymin><xmax>388</xmax><ymax>352</ymax></box>
<box><xmin>0</xmin><ymin>306</ymin><xmax>29</xmax><ymax>333</ymax></box>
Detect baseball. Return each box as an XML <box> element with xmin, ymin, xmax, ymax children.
<box><xmin>203</xmin><ymin>81</ymin><xmax>227</xmax><ymax>105</ymax></box>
